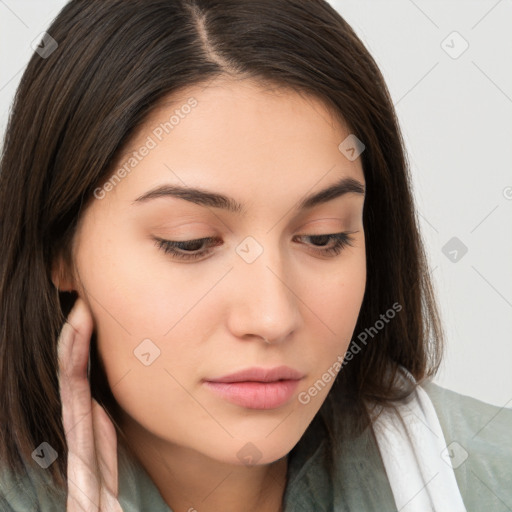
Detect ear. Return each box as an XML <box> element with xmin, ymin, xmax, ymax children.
<box><xmin>51</xmin><ymin>254</ymin><xmax>77</xmax><ymax>292</ymax></box>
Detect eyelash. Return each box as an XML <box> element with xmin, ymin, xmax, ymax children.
<box><xmin>153</xmin><ymin>232</ymin><xmax>357</xmax><ymax>261</ymax></box>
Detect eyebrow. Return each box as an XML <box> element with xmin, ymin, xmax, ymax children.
<box><xmin>133</xmin><ymin>176</ymin><xmax>365</xmax><ymax>214</ymax></box>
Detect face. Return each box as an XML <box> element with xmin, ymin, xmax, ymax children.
<box><xmin>64</xmin><ymin>78</ymin><xmax>366</xmax><ymax>466</ymax></box>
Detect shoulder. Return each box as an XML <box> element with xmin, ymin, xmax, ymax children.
<box><xmin>422</xmin><ymin>380</ymin><xmax>512</xmax><ymax>434</ymax></box>
<box><xmin>0</xmin><ymin>465</ymin><xmax>29</xmax><ymax>512</ymax></box>
<box><xmin>0</xmin><ymin>460</ymin><xmax>65</xmax><ymax>512</ymax></box>
<box><xmin>421</xmin><ymin>380</ymin><xmax>512</xmax><ymax>511</ymax></box>
<box><xmin>0</xmin><ymin>442</ymin><xmax>172</xmax><ymax>512</ymax></box>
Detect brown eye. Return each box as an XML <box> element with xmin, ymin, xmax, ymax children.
<box><xmin>294</xmin><ymin>232</ymin><xmax>357</xmax><ymax>256</ymax></box>
<box><xmin>154</xmin><ymin>236</ymin><xmax>221</xmax><ymax>261</ymax></box>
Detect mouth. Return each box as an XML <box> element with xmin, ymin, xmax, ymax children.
<box><xmin>203</xmin><ymin>366</ymin><xmax>304</xmax><ymax>410</ymax></box>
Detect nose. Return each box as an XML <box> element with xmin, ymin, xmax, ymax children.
<box><xmin>226</xmin><ymin>239</ymin><xmax>301</xmax><ymax>345</ymax></box>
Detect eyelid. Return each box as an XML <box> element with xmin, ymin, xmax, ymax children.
<box><xmin>153</xmin><ymin>231</ymin><xmax>357</xmax><ymax>261</ymax></box>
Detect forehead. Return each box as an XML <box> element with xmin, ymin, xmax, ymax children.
<box><xmin>101</xmin><ymin>77</ymin><xmax>365</xmax><ymax>209</ymax></box>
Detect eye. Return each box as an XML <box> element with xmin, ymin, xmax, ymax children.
<box><xmin>154</xmin><ymin>236</ymin><xmax>221</xmax><ymax>261</ymax></box>
<box><xmin>154</xmin><ymin>231</ymin><xmax>357</xmax><ymax>261</ymax></box>
<box><xmin>293</xmin><ymin>231</ymin><xmax>357</xmax><ymax>256</ymax></box>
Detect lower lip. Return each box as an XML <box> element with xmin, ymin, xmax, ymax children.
<box><xmin>203</xmin><ymin>380</ymin><xmax>300</xmax><ymax>409</ymax></box>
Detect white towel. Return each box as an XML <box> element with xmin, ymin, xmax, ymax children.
<box><xmin>371</xmin><ymin>372</ymin><xmax>467</xmax><ymax>512</ymax></box>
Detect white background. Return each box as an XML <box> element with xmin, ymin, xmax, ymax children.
<box><xmin>1</xmin><ymin>0</ymin><xmax>511</xmax><ymax>407</ymax></box>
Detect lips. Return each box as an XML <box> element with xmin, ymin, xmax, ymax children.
<box><xmin>207</xmin><ymin>366</ymin><xmax>304</xmax><ymax>383</ymax></box>
<box><xmin>203</xmin><ymin>366</ymin><xmax>304</xmax><ymax>410</ymax></box>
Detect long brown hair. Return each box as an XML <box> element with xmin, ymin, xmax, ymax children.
<box><xmin>0</xmin><ymin>0</ymin><xmax>443</xmax><ymax>491</ymax></box>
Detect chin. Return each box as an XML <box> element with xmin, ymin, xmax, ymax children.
<box><xmin>212</xmin><ymin>434</ymin><xmax>300</xmax><ymax>468</ymax></box>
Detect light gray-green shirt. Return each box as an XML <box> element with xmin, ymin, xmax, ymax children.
<box><xmin>1</xmin><ymin>381</ymin><xmax>511</xmax><ymax>511</ymax></box>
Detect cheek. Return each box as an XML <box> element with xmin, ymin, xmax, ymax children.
<box><xmin>76</xmin><ymin>238</ymin><xmax>220</xmax><ymax>442</ymax></box>
<box><xmin>74</xmin><ymin>233</ymin><xmax>218</xmax><ymax>390</ymax></box>
<box><xmin>318</xmin><ymin>268</ymin><xmax>366</xmax><ymax>333</ymax></box>
<box><xmin>310</xmin><ymin>244</ymin><xmax>366</xmax><ymax>341</ymax></box>
<box><xmin>76</xmin><ymin>229</ymin><xmax>217</xmax><ymax>338</ymax></box>
<box><xmin>297</xmin><ymin>246</ymin><xmax>366</xmax><ymax>391</ymax></box>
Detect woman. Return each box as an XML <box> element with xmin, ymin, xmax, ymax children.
<box><xmin>0</xmin><ymin>1</ymin><xmax>510</xmax><ymax>511</ymax></box>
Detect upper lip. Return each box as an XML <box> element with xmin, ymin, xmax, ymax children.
<box><xmin>206</xmin><ymin>366</ymin><xmax>304</xmax><ymax>383</ymax></box>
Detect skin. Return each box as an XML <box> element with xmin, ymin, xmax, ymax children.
<box><xmin>57</xmin><ymin>301</ymin><xmax>122</xmax><ymax>511</ymax></box>
<box><xmin>54</xmin><ymin>77</ymin><xmax>366</xmax><ymax>511</ymax></box>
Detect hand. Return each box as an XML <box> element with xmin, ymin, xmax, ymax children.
<box><xmin>58</xmin><ymin>297</ymin><xmax>123</xmax><ymax>511</ymax></box>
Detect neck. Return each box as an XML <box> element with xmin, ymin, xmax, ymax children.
<box><xmin>118</xmin><ymin>415</ymin><xmax>288</xmax><ymax>512</ymax></box>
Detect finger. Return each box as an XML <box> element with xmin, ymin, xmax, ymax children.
<box><xmin>58</xmin><ymin>297</ymin><xmax>94</xmax><ymax>382</ymax></box>
<box><xmin>58</xmin><ymin>297</ymin><xmax>95</xmax><ymax>438</ymax></box>
<box><xmin>92</xmin><ymin>399</ymin><xmax>120</xmax><ymax>499</ymax></box>
<box><xmin>57</xmin><ymin>298</ymin><xmax>101</xmax><ymax>509</ymax></box>
<box><xmin>100</xmin><ymin>488</ymin><xmax>125</xmax><ymax>512</ymax></box>
<box><xmin>66</xmin><ymin>450</ymin><xmax>100</xmax><ymax>512</ymax></box>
